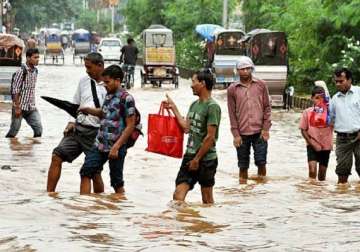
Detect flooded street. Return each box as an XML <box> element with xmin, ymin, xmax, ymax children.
<box><xmin>1</xmin><ymin>56</ymin><xmax>360</xmax><ymax>251</ymax></box>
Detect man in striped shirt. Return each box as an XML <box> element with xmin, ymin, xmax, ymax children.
<box><xmin>6</xmin><ymin>48</ymin><xmax>42</xmax><ymax>138</ymax></box>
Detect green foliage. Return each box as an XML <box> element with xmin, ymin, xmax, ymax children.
<box><xmin>75</xmin><ymin>10</ymin><xmax>116</xmax><ymax>36</ymax></box>
<box><xmin>175</xmin><ymin>37</ymin><xmax>203</xmax><ymax>70</ymax></box>
<box><xmin>241</xmin><ymin>0</ymin><xmax>360</xmax><ymax>95</ymax></box>
<box><xmin>124</xmin><ymin>0</ymin><xmax>167</xmax><ymax>36</ymax></box>
<box><xmin>10</xmin><ymin>0</ymin><xmax>83</xmax><ymax>31</ymax></box>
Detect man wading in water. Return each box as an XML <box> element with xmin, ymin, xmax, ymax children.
<box><xmin>164</xmin><ymin>69</ymin><xmax>221</xmax><ymax>204</ymax></box>
<box><xmin>227</xmin><ymin>56</ymin><xmax>272</xmax><ymax>184</ymax></box>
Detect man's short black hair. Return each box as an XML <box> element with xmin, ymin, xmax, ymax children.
<box><xmin>334</xmin><ymin>67</ymin><xmax>352</xmax><ymax>80</ymax></box>
<box><xmin>84</xmin><ymin>52</ymin><xmax>104</xmax><ymax>65</ymax></box>
<box><xmin>127</xmin><ymin>37</ymin><xmax>134</xmax><ymax>44</ymax></box>
<box><xmin>102</xmin><ymin>65</ymin><xmax>124</xmax><ymax>82</ymax></box>
<box><xmin>26</xmin><ymin>48</ymin><xmax>39</xmax><ymax>58</ymax></box>
<box><xmin>194</xmin><ymin>68</ymin><xmax>214</xmax><ymax>91</ymax></box>
<box><xmin>311</xmin><ymin>86</ymin><xmax>325</xmax><ymax>97</ymax></box>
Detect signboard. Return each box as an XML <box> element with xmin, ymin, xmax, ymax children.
<box><xmin>145</xmin><ymin>47</ymin><xmax>175</xmax><ymax>65</ymax></box>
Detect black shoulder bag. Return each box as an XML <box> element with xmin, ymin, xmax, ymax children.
<box><xmin>90</xmin><ymin>79</ymin><xmax>100</xmax><ymax>108</ymax></box>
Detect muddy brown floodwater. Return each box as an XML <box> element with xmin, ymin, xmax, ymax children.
<box><xmin>1</xmin><ymin>56</ymin><xmax>360</xmax><ymax>251</ymax></box>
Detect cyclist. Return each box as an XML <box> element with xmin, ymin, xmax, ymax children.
<box><xmin>120</xmin><ymin>38</ymin><xmax>138</xmax><ymax>89</ymax></box>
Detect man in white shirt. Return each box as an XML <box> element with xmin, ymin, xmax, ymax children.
<box><xmin>330</xmin><ymin>68</ymin><xmax>360</xmax><ymax>184</ymax></box>
<box><xmin>47</xmin><ymin>53</ymin><xmax>107</xmax><ymax>193</ymax></box>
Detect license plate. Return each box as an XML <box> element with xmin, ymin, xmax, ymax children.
<box><xmin>154</xmin><ymin>68</ymin><xmax>166</xmax><ymax>77</ymax></box>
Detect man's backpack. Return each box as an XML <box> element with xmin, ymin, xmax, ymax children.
<box><xmin>119</xmin><ymin>91</ymin><xmax>143</xmax><ymax>148</ymax></box>
<box><xmin>10</xmin><ymin>65</ymin><xmax>27</xmax><ymax>99</ymax></box>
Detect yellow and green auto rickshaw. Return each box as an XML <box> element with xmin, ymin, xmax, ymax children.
<box><xmin>44</xmin><ymin>28</ymin><xmax>64</xmax><ymax>64</ymax></box>
<box><xmin>140</xmin><ymin>25</ymin><xmax>179</xmax><ymax>88</ymax></box>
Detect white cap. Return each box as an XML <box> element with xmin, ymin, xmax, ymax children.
<box><xmin>236</xmin><ymin>56</ymin><xmax>255</xmax><ymax>70</ymax></box>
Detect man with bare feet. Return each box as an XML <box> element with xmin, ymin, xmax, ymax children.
<box><xmin>164</xmin><ymin>69</ymin><xmax>221</xmax><ymax>204</ymax></box>
<box><xmin>227</xmin><ymin>56</ymin><xmax>271</xmax><ymax>184</ymax></box>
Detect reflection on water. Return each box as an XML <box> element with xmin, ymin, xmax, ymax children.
<box><xmin>0</xmin><ymin>60</ymin><xmax>360</xmax><ymax>250</ymax></box>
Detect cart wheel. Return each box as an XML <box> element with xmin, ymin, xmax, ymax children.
<box><xmin>140</xmin><ymin>73</ymin><xmax>145</xmax><ymax>88</ymax></box>
<box><xmin>174</xmin><ymin>76</ymin><xmax>179</xmax><ymax>88</ymax></box>
<box><xmin>125</xmin><ymin>73</ymin><xmax>131</xmax><ymax>89</ymax></box>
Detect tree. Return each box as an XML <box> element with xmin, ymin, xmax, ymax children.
<box><xmin>9</xmin><ymin>0</ymin><xmax>83</xmax><ymax>31</ymax></box>
<box><xmin>241</xmin><ymin>0</ymin><xmax>360</xmax><ymax>94</ymax></box>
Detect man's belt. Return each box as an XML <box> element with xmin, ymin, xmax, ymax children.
<box><xmin>336</xmin><ymin>131</ymin><xmax>359</xmax><ymax>137</ymax></box>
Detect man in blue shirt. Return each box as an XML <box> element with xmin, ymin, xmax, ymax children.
<box><xmin>330</xmin><ymin>68</ymin><xmax>360</xmax><ymax>184</ymax></box>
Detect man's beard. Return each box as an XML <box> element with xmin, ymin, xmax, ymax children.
<box><xmin>240</xmin><ymin>75</ymin><xmax>251</xmax><ymax>82</ymax></box>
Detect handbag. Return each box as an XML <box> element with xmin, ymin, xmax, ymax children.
<box><xmin>146</xmin><ymin>102</ymin><xmax>184</xmax><ymax>158</ymax></box>
<box><xmin>309</xmin><ymin>103</ymin><xmax>328</xmax><ymax>128</ymax></box>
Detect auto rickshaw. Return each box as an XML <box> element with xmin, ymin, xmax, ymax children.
<box><xmin>212</xmin><ymin>29</ymin><xmax>246</xmax><ymax>87</ymax></box>
<box><xmin>140</xmin><ymin>25</ymin><xmax>179</xmax><ymax>88</ymax></box>
<box><xmin>244</xmin><ymin>29</ymin><xmax>288</xmax><ymax>106</ymax></box>
<box><xmin>0</xmin><ymin>33</ymin><xmax>25</xmax><ymax>102</ymax></box>
<box><xmin>72</xmin><ymin>29</ymin><xmax>91</xmax><ymax>64</ymax></box>
<box><xmin>44</xmin><ymin>28</ymin><xmax>65</xmax><ymax>64</ymax></box>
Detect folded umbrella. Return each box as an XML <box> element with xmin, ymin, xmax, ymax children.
<box><xmin>41</xmin><ymin>96</ymin><xmax>79</xmax><ymax>118</ymax></box>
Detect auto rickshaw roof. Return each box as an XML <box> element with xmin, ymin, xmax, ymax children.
<box><xmin>241</xmin><ymin>29</ymin><xmax>285</xmax><ymax>43</ymax></box>
<box><xmin>143</xmin><ymin>24</ymin><xmax>172</xmax><ymax>33</ymax></box>
<box><xmin>47</xmin><ymin>28</ymin><xmax>61</xmax><ymax>35</ymax></box>
<box><xmin>247</xmin><ymin>29</ymin><xmax>272</xmax><ymax>36</ymax></box>
<box><xmin>73</xmin><ymin>29</ymin><xmax>90</xmax><ymax>34</ymax></box>
<box><xmin>214</xmin><ymin>29</ymin><xmax>245</xmax><ymax>37</ymax></box>
<box><xmin>0</xmin><ymin>33</ymin><xmax>25</xmax><ymax>49</ymax></box>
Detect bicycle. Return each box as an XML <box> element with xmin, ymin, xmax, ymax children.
<box><xmin>122</xmin><ymin>64</ymin><xmax>135</xmax><ymax>89</ymax></box>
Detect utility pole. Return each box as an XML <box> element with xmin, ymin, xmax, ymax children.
<box><xmin>0</xmin><ymin>0</ymin><xmax>3</xmax><ymax>33</ymax></box>
<box><xmin>111</xmin><ymin>5</ymin><xmax>114</xmax><ymax>33</ymax></box>
<box><xmin>222</xmin><ymin>0</ymin><xmax>228</xmax><ymax>29</ymax></box>
<box><xmin>109</xmin><ymin>0</ymin><xmax>119</xmax><ymax>34</ymax></box>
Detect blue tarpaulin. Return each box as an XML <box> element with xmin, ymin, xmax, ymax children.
<box><xmin>195</xmin><ymin>24</ymin><xmax>224</xmax><ymax>42</ymax></box>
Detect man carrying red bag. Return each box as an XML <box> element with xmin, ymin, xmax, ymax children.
<box><xmin>164</xmin><ymin>69</ymin><xmax>221</xmax><ymax>204</ymax></box>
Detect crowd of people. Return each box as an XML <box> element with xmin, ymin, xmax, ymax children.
<box><xmin>5</xmin><ymin>48</ymin><xmax>360</xmax><ymax>203</ymax></box>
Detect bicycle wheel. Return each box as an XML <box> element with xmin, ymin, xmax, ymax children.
<box><xmin>126</xmin><ymin>73</ymin><xmax>131</xmax><ymax>89</ymax></box>
<box><xmin>130</xmin><ymin>73</ymin><xmax>134</xmax><ymax>88</ymax></box>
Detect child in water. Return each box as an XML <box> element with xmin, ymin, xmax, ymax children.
<box><xmin>299</xmin><ymin>85</ymin><xmax>333</xmax><ymax>181</ymax></box>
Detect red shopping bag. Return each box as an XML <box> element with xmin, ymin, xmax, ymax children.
<box><xmin>146</xmin><ymin>102</ymin><xmax>184</xmax><ymax>158</ymax></box>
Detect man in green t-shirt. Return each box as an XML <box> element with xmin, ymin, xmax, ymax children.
<box><xmin>164</xmin><ymin>69</ymin><xmax>221</xmax><ymax>204</ymax></box>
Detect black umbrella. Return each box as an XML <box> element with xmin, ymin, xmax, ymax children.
<box><xmin>41</xmin><ymin>96</ymin><xmax>80</xmax><ymax>118</ymax></box>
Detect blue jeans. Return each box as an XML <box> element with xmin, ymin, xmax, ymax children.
<box><xmin>6</xmin><ymin>107</ymin><xmax>43</xmax><ymax>137</ymax></box>
<box><xmin>236</xmin><ymin>133</ymin><xmax>268</xmax><ymax>170</ymax></box>
<box><xmin>80</xmin><ymin>145</ymin><xmax>127</xmax><ymax>190</ymax></box>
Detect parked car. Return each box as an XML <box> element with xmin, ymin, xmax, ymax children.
<box><xmin>97</xmin><ymin>38</ymin><xmax>122</xmax><ymax>62</ymax></box>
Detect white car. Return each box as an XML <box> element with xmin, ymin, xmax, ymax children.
<box><xmin>97</xmin><ymin>38</ymin><xmax>122</xmax><ymax>62</ymax></box>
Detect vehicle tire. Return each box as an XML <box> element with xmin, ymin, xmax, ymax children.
<box><xmin>140</xmin><ymin>72</ymin><xmax>145</xmax><ymax>88</ymax></box>
<box><xmin>130</xmin><ymin>74</ymin><xmax>134</xmax><ymax>88</ymax></box>
<box><xmin>126</xmin><ymin>74</ymin><xmax>131</xmax><ymax>89</ymax></box>
<box><xmin>174</xmin><ymin>76</ymin><xmax>179</xmax><ymax>89</ymax></box>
